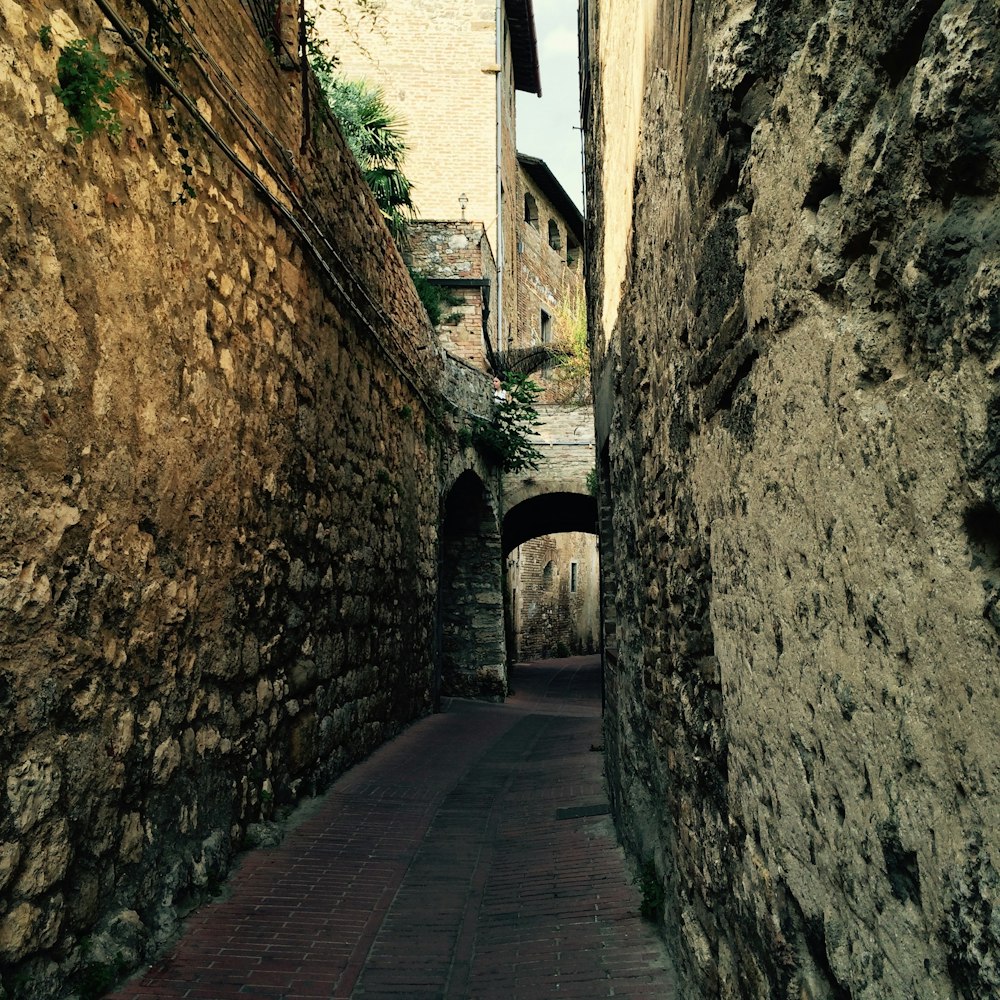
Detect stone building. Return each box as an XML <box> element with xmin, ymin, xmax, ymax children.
<box><xmin>515</xmin><ymin>152</ymin><xmax>584</xmax><ymax>357</ymax></box>
<box><xmin>321</xmin><ymin>0</ymin><xmax>598</xmax><ymax>660</ymax></box>
<box><xmin>584</xmin><ymin>1</ymin><xmax>1000</xmax><ymax>999</ymax></box>
<box><xmin>317</xmin><ymin>0</ymin><xmax>542</xmax><ymax>353</ymax></box>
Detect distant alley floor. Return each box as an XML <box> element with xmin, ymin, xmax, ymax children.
<box><xmin>108</xmin><ymin>655</ymin><xmax>676</xmax><ymax>999</ymax></box>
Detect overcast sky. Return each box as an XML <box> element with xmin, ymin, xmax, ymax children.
<box><xmin>517</xmin><ymin>0</ymin><xmax>584</xmax><ymax>211</ymax></box>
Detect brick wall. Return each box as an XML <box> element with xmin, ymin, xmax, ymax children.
<box><xmin>320</xmin><ymin>0</ymin><xmax>502</xmax><ymax>235</ymax></box>
<box><xmin>507</xmin><ymin>533</ymin><xmax>599</xmax><ymax>660</ymax></box>
<box><xmin>407</xmin><ymin>220</ymin><xmax>499</xmax><ymax>368</ymax></box>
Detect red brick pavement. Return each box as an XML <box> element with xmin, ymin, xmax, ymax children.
<box><xmin>108</xmin><ymin>656</ymin><xmax>677</xmax><ymax>999</ymax></box>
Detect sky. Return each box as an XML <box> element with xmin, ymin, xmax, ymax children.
<box><xmin>516</xmin><ymin>0</ymin><xmax>584</xmax><ymax>211</ymax></box>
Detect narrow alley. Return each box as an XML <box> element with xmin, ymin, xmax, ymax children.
<box><xmin>106</xmin><ymin>658</ymin><xmax>675</xmax><ymax>999</ymax></box>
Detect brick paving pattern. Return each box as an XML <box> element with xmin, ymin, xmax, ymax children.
<box><xmin>109</xmin><ymin>656</ymin><xmax>676</xmax><ymax>999</ymax></box>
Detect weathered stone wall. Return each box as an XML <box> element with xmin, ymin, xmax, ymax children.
<box><xmin>440</xmin><ymin>470</ymin><xmax>507</xmax><ymax>699</ymax></box>
<box><xmin>586</xmin><ymin>2</ymin><xmax>1000</xmax><ymax>998</ymax></box>
<box><xmin>506</xmin><ymin>532</ymin><xmax>599</xmax><ymax>660</ymax></box>
<box><xmin>0</xmin><ymin>0</ymin><xmax>450</xmax><ymax>993</ymax></box>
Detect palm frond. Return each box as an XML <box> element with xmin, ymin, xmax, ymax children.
<box><xmin>490</xmin><ymin>345</ymin><xmax>564</xmax><ymax>378</ymax></box>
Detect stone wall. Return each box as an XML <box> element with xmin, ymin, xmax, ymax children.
<box><xmin>0</xmin><ymin>0</ymin><xmax>449</xmax><ymax>993</ymax></box>
<box><xmin>407</xmin><ymin>220</ymin><xmax>498</xmax><ymax>369</ymax></box>
<box><xmin>440</xmin><ymin>470</ymin><xmax>507</xmax><ymax>699</ymax></box>
<box><xmin>586</xmin><ymin>2</ymin><xmax>1000</xmax><ymax>999</ymax></box>
<box><xmin>506</xmin><ymin>532</ymin><xmax>599</xmax><ymax>660</ymax></box>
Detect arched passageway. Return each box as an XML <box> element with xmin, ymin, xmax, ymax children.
<box><xmin>502</xmin><ymin>490</ymin><xmax>598</xmax><ymax>554</ymax></box>
<box><xmin>502</xmin><ymin>492</ymin><xmax>600</xmax><ymax>662</ymax></box>
<box><xmin>439</xmin><ymin>471</ymin><xmax>507</xmax><ymax>699</ymax></box>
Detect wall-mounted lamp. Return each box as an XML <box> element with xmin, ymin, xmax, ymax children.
<box><xmin>459</xmin><ymin>193</ymin><xmax>468</xmax><ymax>221</ymax></box>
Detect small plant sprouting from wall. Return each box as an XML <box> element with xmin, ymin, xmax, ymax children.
<box><xmin>635</xmin><ymin>858</ymin><xmax>665</xmax><ymax>922</ymax></box>
<box><xmin>470</xmin><ymin>372</ymin><xmax>543</xmax><ymax>474</ymax></box>
<box><xmin>54</xmin><ymin>37</ymin><xmax>129</xmax><ymax>142</ymax></box>
<box><xmin>38</xmin><ymin>24</ymin><xmax>53</xmax><ymax>51</ymax></box>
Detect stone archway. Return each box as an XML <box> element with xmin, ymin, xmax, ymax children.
<box><xmin>438</xmin><ymin>470</ymin><xmax>507</xmax><ymax>700</ymax></box>
<box><xmin>502</xmin><ymin>491</ymin><xmax>598</xmax><ymax>554</ymax></box>
<box><xmin>502</xmin><ymin>492</ymin><xmax>599</xmax><ymax>662</ymax></box>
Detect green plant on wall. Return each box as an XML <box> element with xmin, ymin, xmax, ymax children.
<box><xmin>550</xmin><ymin>285</ymin><xmax>590</xmax><ymax>403</ymax></box>
<box><xmin>54</xmin><ymin>37</ymin><xmax>128</xmax><ymax>142</ymax></box>
<box><xmin>634</xmin><ymin>857</ymin><xmax>665</xmax><ymax>922</ymax></box>
<box><xmin>470</xmin><ymin>372</ymin><xmax>543</xmax><ymax>474</ymax></box>
<box><xmin>408</xmin><ymin>268</ymin><xmax>462</xmax><ymax>327</ymax></box>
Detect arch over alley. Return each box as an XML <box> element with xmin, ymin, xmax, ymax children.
<box><xmin>502</xmin><ymin>490</ymin><xmax>597</xmax><ymax>553</ymax></box>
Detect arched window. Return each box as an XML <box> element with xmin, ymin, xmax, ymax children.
<box><xmin>541</xmin><ymin>560</ymin><xmax>554</xmax><ymax>589</ymax></box>
<box><xmin>548</xmin><ymin>219</ymin><xmax>561</xmax><ymax>250</ymax></box>
<box><xmin>524</xmin><ymin>193</ymin><xmax>539</xmax><ymax>228</ymax></box>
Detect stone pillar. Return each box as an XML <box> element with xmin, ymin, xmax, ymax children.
<box><xmin>439</xmin><ymin>471</ymin><xmax>507</xmax><ymax>699</ymax></box>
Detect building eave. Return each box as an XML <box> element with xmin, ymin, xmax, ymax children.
<box><xmin>506</xmin><ymin>0</ymin><xmax>542</xmax><ymax>96</ymax></box>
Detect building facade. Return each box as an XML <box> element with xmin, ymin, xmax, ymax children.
<box><xmin>315</xmin><ymin>0</ymin><xmax>541</xmax><ymax>352</ymax></box>
<box><xmin>317</xmin><ymin>0</ymin><xmax>597</xmax><ymax>660</ymax></box>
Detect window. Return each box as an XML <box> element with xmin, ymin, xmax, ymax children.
<box><xmin>540</xmin><ymin>310</ymin><xmax>552</xmax><ymax>344</ymax></box>
<box><xmin>548</xmin><ymin>219</ymin><xmax>561</xmax><ymax>250</ymax></box>
<box><xmin>570</xmin><ymin>561</ymin><xmax>578</xmax><ymax>593</ymax></box>
<box><xmin>566</xmin><ymin>233</ymin><xmax>581</xmax><ymax>268</ymax></box>
<box><xmin>524</xmin><ymin>192</ymin><xmax>538</xmax><ymax>228</ymax></box>
<box><xmin>542</xmin><ymin>560</ymin><xmax>554</xmax><ymax>590</ymax></box>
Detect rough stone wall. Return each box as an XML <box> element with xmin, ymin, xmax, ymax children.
<box><xmin>587</xmin><ymin>2</ymin><xmax>1000</xmax><ymax>999</ymax></box>
<box><xmin>406</xmin><ymin>220</ymin><xmax>498</xmax><ymax>369</ymax></box>
<box><xmin>0</xmin><ymin>0</ymin><xmax>448</xmax><ymax>993</ymax></box>
<box><xmin>440</xmin><ymin>470</ymin><xmax>507</xmax><ymax>699</ymax></box>
<box><xmin>506</xmin><ymin>532</ymin><xmax>599</xmax><ymax>660</ymax></box>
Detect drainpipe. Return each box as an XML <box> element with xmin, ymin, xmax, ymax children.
<box><xmin>495</xmin><ymin>0</ymin><xmax>504</xmax><ymax>363</ymax></box>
